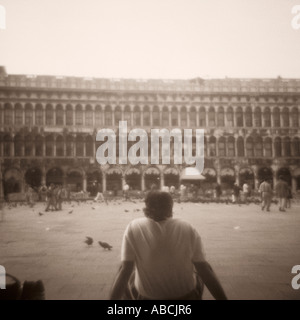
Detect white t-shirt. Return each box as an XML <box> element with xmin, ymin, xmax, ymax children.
<box><xmin>121</xmin><ymin>217</ymin><xmax>206</xmax><ymax>299</ymax></box>
<box><xmin>243</xmin><ymin>183</ymin><xmax>249</xmax><ymax>193</ymax></box>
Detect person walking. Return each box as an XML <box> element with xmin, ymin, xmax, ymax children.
<box><xmin>258</xmin><ymin>179</ymin><xmax>272</xmax><ymax>212</ymax></box>
<box><xmin>109</xmin><ymin>191</ymin><xmax>227</xmax><ymax>300</ymax></box>
<box><xmin>232</xmin><ymin>183</ymin><xmax>241</xmax><ymax>205</ymax></box>
<box><xmin>242</xmin><ymin>182</ymin><xmax>250</xmax><ymax>204</ymax></box>
<box><xmin>275</xmin><ymin>176</ymin><xmax>288</xmax><ymax>212</ymax></box>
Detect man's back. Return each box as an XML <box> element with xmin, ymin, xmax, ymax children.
<box><xmin>122</xmin><ymin>217</ymin><xmax>205</xmax><ymax>299</ymax></box>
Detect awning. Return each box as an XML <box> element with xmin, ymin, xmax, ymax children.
<box><xmin>180</xmin><ymin>167</ymin><xmax>206</xmax><ymax>181</ymax></box>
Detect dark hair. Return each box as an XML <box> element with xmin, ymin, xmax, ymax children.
<box><xmin>144</xmin><ymin>191</ymin><xmax>173</xmax><ymax>222</ymax></box>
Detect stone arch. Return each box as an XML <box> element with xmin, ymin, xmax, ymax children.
<box><xmin>46</xmin><ymin>167</ymin><xmax>64</xmax><ymax>186</ymax></box>
<box><xmin>144</xmin><ymin>166</ymin><xmax>161</xmax><ymax>190</ymax></box>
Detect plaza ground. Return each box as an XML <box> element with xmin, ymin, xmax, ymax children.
<box><xmin>0</xmin><ymin>198</ymin><xmax>300</xmax><ymax>300</ymax></box>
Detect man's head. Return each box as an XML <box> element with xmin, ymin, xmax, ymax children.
<box><xmin>144</xmin><ymin>191</ymin><xmax>173</xmax><ymax>222</ymax></box>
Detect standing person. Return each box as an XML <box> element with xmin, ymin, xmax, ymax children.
<box><xmin>123</xmin><ymin>183</ymin><xmax>130</xmax><ymax>201</ymax></box>
<box><xmin>56</xmin><ymin>185</ymin><xmax>64</xmax><ymax>211</ymax></box>
<box><xmin>179</xmin><ymin>184</ymin><xmax>186</xmax><ymax>203</ymax></box>
<box><xmin>215</xmin><ymin>183</ymin><xmax>222</xmax><ymax>202</ymax></box>
<box><xmin>94</xmin><ymin>183</ymin><xmax>108</xmax><ymax>205</ymax></box>
<box><xmin>109</xmin><ymin>191</ymin><xmax>227</xmax><ymax>300</ymax></box>
<box><xmin>242</xmin><ymin>182</ymin><xmax>250</xmax><ymax>204</ymax></box>
<box><xmin>258</xmin><ymin>179</ymin><xmax>272</xmax><ymax>212</ymax></box>
<box><xmin>45</xmin><ymin>184</ymin><xmax>55</xmax><ymax>212</ymax></box>
<box><xmin>275</xmin><ymin>176</ymin><xmax>288</xmax><ymax>212</ymax></box>
<box><xmin>232</xmin><ymin>183</ymin><xmax>241</xmax><ymax>205</ymax></box>
<box><xmin>286</xmin><ymin>186</ymin><xmax>293</xmax><ymax>209</ymax></box>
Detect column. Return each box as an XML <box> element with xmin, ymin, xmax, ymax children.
<box><xmin>292</xmin><ymin>176</ymin><xmax>297</xmax><ymax>194</ymax></box>
<box><xmin>160</xmin><ymin>172</ymin><xmax>164</xmax><ymax>189</ymax></box>
<box><xmin>83</xmin><ymin>173</ymin><xmax>87</xmax><ymax>192</ymax></box>
<box><xmin>102</xmin><ymin>174</ymin><xmax>106</xmax><ymax>192</ymax></box>
<box><xmin>141</xmin><ymin>173</ymin><xmax>145</xmax><ymax>191</ymax></box>
<box><xmin>0</xmin><ymin>161</ymin><xmax>3</xmax><ymax>200</ymax></box>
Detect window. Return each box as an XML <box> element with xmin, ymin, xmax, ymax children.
<box><xmin>114</xmin><ymin>106</ymin><xmax>122</xmax><ymax>124</ymax></box>
<box><xmin>56</xmin><ymin>105</ymin><xmax>64</xmax><ymax>126</ymax></box>
<box><xmin>4</xmin><ymin>104</ymin><xmax>13</xmax><ymax>125</ymax></box>
<box><xmin>4</xmin><ymin>135</ymin><xmax>11</xmax><ymax>157</ymax></box>
<box><xmin>162</xmin><ymin>107</ymin><xmax>169</xmax><ymax>126</ymax></box>
<box><xmin>75</xmin><ymin>105</ymin><xmax>83</xmax><ymax>125</ymax></box>
<box><xmin>227</xmin><ymin>137</ymin><xmax>235</xmax><ymax>156</ymax></box>
<box><xmin>105</xmin><ymin>106</ymin><xmax>112</xmax><ymax>126</ymax></box>
<box><xmin>254</xmin><ymin>107</ymin><xmax>262</xmax><ymax>127</ymax></box>
<box><xmin>273</xmin><ymin>108</ymin><xmax>280</xmax><ymax>127</ymax></box>
<box><xmin>143</xmin><ymin>106</ymin><xmax>150</xmax><ymax>126</ymax></box>
<box><xmin>66</xmin><ymin>105</ymin><xmax>73</xmax><ymax>126</ymax></box>
<box><xmin>45</xmin><ymin>135</ymin><xmax>54</xmax><ymax>156</ymax></box>
<box><xmin>46</xmin><ymin>105</ymin><xmax>54</xmax><ymax>125</ymax></box>
<box><xmin>133</xmin><ymin>106</ymin><xmax>141</xmax><ymax>126</ymax></box>
<box><xmin>209</xmin><ymin>136</ymin><xmax>216</xmax><ymax>156</ymax></box>
<box><xmin>86</xmin><ymin>136</ymin><xmax>94</xmax><ymax>157</ymax></box>
<box><xmin>263</xmin><ymin>108</ymin><xmax>271</xmax><ymax>127</ymax></box>
<box><xmin>153</xmin><ymin>106</ymin><xmax>160</xmax><ymax>126</ymax></box>
<box><xmin>237</xmin><ymin>137</ymin><xmax>244</xmax><ymax>157</ymax></box>
<box><xmin>199</xmin><ymin>107</ymin><xmax>206</xmax><ymax>126</ymax></box>
<box><xmin>14</xmin><ymin>134</ymin><xmax>23</xmax><ymax>156</ymax></box>
<box><xmin>35</xmin><ymin>135</ymin><xmax>43</xmax><ymax>157</ymax></box>
<box><xmin>274</xmin><ymin>137</ymin><xmax>281</xmax><ymax>157</ymax></box>
<box><xmin>236</xmin><ymin>107</ymin><xmax>243</xmax><ymax>127</ymax></box>
<box><xmin>264</xmin><ymin>138</ymin><xmax>272</xmax><ymax>157</ymax></box>
<box><xmin>85</xmin><ymin>106</ymin><xmax>93</xmax><ymax>126</ymax></box>
<box><xmin>171</xmin><ymin>107</ymin><xmax>178</xmax><ymax>126</ymax></box>
<box><xmin>76</xmin><ymin>136</ymin><xmax>84</xmax><ymax>156</ymax></box>
<box><xmin>208</xmin><ymin>107</ymin><xmax>215</xmax><ymax>126</ymax></box>
<box><xmin>217</xmin><ymin>107</ymin><xmax>224</xmax><ymax>127</ymax></box>
<box><xmin>95</xmin><ymin>106</ymin><xmax>102</xmax><ymax>126</ymax></box>
<box><xmin>291</xmin><ymin>107</ymin><xmax>299</xmax><ymax>127</ymax></box>
<box><xmin>35</xmin><ymin>104</ymin><xmax>44</xmax><ymax>125</ymax></box>
<box><xmin>25</xmin><ymin>104</ymin><xmax>33</xmax><ymax>126</ymax></box>
<box><xmin>283</xmin><ymin>137</ymin><xmax>291</xmax><ymax>156</ymax></box>
<box><xmin>180</xmin><ymin>107</ymin><xmax>187</xmax><ymax>127</ymax></box>
<box><xmin>15</xmin><ymin>104</ymin><xmax>23</xmax><ymax>125</ymax></box>
<box><xmin>292</xmin><ymin>137</ymin><xmax>300</xmax><ymax>156</ymax></box>
<box><xmin>246</xmin><ymin>137</ymin><xmax>254</xmax><ymax>157</ymax></box>
<box><xmin>282</xmin><ymin>107</ymin><xmax>289</xmax><ymax>127</ymax></box>
<box><xmin>190</xmin><ymin>107</ymin><xmax>197</xmax><ymax>127</ymax></box>
<box><xmin>25</xmin><ymin>135</ymin><xmax>33</xmax><ymax>156</ymax></box>
<box><xmin>218</xmin><ymin>137</ymin><xmax>226</xmax><ymax>156</ymax></box>
<box><xmin>66</xmin><ymin>135</ymin><xmax>73</xmax><ymax>156</ymax></box>
<box><xmin>124</xmin><ymin>106</ymin><xmax>131</xmax><ymax>126</ymax></box>
<box><xmin>227</xmin><ymin>107</ymin><xmax>234</xmax><ymax>127</ymax></box>
<box><xmin>255</xmin><ymin>137</ymin><xmax>263</xmax><ymax>157</ymax></box>
<box><xmin>245</xmin><ymin>107</ymin><xmax>252</xmax><ymax>127</ymax></box>
<box><xmin>56</xmin><ymin>136</ymin><xmax>64</xmax><ymax>157</ymax></box>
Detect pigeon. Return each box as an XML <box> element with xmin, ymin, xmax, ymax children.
<box><xmin>84</xmin><ymin>236</ymin><xmax>93</xmax><ymax>246</ymax></box>
<box><xmin>39</xmin><ymin>212</ymin><xmax>44</xmax><ymax>216</ymax></box>
<box><xmin>91</xmin><ymin>207</ymin><xmax>95</xmax><ymax>210</ymax></box>
<box><xmin>124</xmin><ymin>209</ymin><xmax>129</xmax><ymax>212</ymax></box>
<box><xmin>98</xmin><ymin>241</ymin><xmax>113</xmax><ymax>250</ymax></box>
<box><xmin>68</xmin><ymin>210</ymin><xmax>73</xmax><ymax>214</ymax></box>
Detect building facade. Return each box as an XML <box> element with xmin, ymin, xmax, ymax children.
<box><xmin>0</xmin><ymin>66</ymin><xmax>300</xmax><ymax>199</ymax></box>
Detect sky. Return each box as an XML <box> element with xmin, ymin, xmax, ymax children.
<box><xmin>0</xmin><ymin>0</ymin><xmax>300</xmax><ymax>79</ymax></box>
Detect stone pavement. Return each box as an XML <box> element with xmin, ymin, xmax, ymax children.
<box><xmin>0</xmin><ymin>198</ymin><xmax>300</xmax><ymax>300</ymax></box>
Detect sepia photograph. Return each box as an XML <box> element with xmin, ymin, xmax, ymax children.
<box><xmin>0</xmin><ymin>0</ymin><xmax>300</xmax><ymax>305</ymax></box>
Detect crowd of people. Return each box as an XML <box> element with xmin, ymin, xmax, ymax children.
<box><xmin>5</xmin><ymin>175</ymin><xmax>295</xmax><ymax>214</ymax></box>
